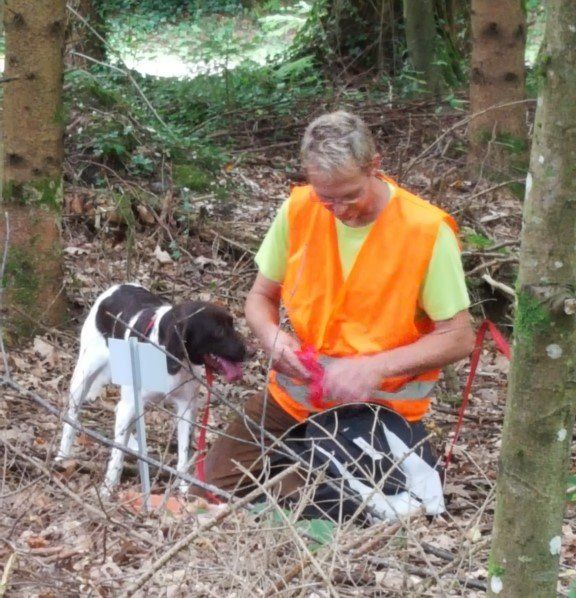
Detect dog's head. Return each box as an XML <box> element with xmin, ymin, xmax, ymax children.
<box><xmin>165</xmin><ymin>301</ymin><xmax>246</xmax><ymax>381</ymax></box>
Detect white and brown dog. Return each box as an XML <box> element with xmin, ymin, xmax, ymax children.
<box><xmin>56</xmin><ymin>283</ymin><xmax>246</xmax><ymax>495</ymax></box>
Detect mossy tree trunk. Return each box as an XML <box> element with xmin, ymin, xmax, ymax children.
<box><xmin>488</xmin><ymin>2</ymin><xmax>576</xmax><ymax>596</ymax></box>
<box><xmin>468</xmin><ymin>0</ymin><xmax>527</xmax><ymax>177</ymax></box>
<box><xmin>1</xmin><ymin>0</ymin><xmax>67</xmax><ymax>341</ymax></box>
<box><xmin>403</xmin><ymin>0</ymin><xmax>442</xmax><ymax>95</ymax></box>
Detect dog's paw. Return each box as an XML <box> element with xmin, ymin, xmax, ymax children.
<box><xmin>98</xmin><ymin>484</ymin><xmax>115</xmax><ymax>501</ymax></box>
<box><xmin>177</xmin><ymin>482</ymin><xmax>190</xmax><ymax>495</ymax></box>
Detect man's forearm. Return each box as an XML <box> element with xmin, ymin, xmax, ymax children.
<box><xmin>371</xmin><ymin>317</ymin><xmax>475</xmax><ymax>379</ymax></box>
<box><xmin>245</xmin><ymin>291</ymin><xmax>281</xmax><ymax>351</ymax></box>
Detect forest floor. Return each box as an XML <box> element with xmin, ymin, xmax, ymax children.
<box><xmin>1</xmin><ymin>98</ymin><xmax>575</xmax><ymax>597</ymax></box>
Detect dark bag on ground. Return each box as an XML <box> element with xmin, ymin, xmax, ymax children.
<box><xmin>283</xmin><ymin>404</ymin><xmax>445</xmax><ymax>523</ymax></box>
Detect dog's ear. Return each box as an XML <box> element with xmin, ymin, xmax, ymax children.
<box><xmin>161</xmin><ymin>304</ymin><xmax>198</xmax><ymax>372</ymax></box>
<box><xmin>182</xmin><ymin>314</ymin><xmax>202</xmax><ymax>362</ymax></box>
<box><xmin>174</xmin><ymin>302</ymin><xmax>206</xmax><ymax>365</ymax></box>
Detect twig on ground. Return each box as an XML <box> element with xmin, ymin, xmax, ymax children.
<box><xmin>466</xmin><ymin>256</ymin><xmax>518</xmax><ymax>276</ymax></box>
<box><xmin>265</xmin><ymin>519</ymin><xmax>402</xmax><ymax>596</ymax></box>
<box><xmin>0</xmin><ymin>552</ymin><xmax>17</xmax><ymax>597</ymax></box>
<box><xmin>481</xmin><ymin>273</ymin><xmax>516</xmax><ymax>298</ymax></box>
<box><xmin>465</xmin><ymin>178</ymin><xmax>525</xmax><ymax>202</ymax></box>
<box><xmin>0</xmin><ymin>437</ymin><xmax>160</xmax><ymax>548</ymax></box>
<box><xmin>1</xmin><ymin>377</ymin><xmax>235</xmax><ymax>501</ymax></box>
<box><xmin>239</xmin><ymin>465</ymin><xmax>340</xmax><ymax>598</ymax></box>
<box><xmin>367</xmin><ymin>555</ymin><xmax>488</xmax><ymax>591</ymax></box>
<box><xmin>120</xmin><ymin>463</ymin><xmax>300</xmax><ymax>597</ymax></box>
<box><xmin>402</xmin><ymin>99</ymin><xmax>536</xmax><ymax>176</ymax></box>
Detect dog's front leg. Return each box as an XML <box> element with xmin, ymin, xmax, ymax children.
<box><xmin>174</xmin><ymin>397</ymin><xmax>198</xmax><ymax>494</ymax></box>
<box><xmin>102</xmin><ymin>386</ymin><xmax>136</xmax><ymax>497</ymax></box>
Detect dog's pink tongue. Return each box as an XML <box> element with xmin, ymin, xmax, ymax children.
<box><xmin>218</xmin><ymin>357</ymin><xmax>243</xmax><ymax>382</ymax></box>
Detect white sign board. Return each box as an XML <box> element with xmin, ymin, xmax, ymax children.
<box><xmin>109</xmin><ymin>338</ymin><xmax>169</xmax><ymax>392</ymax></box>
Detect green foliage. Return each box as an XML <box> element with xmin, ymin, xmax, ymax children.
<box><xmin>100</xmin><ymin>0</ymin><xmax>243</xmax><ymax>19</ymax></box>
<box><xmin>249</xmin><ymin>503</ymin><xmax>335</xmax><ymax>552</ymax></box>
<box><xmin>463</xmin><ymin>230</ymin><xmax>493</xmax><ymax>250</ymax></box>
<box><xmin>173</xmin><ymin>164</ymin><xmax>213</xmax><ymax>191</ymax></box>
<box><xmin>569</xmin><ymin>578</ymin><xmax>576</xmax><ymax>598</ymax></box>
<box><xmin>296</xmin><ymin>518</ymin><xmax>335</xmax><ymax>551</ymax></box>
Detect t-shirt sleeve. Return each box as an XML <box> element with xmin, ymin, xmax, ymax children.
<box><xmin>254</xmin><ymin>199</ymin><xmax>290</xmax><ymax>283</ymax></box>
<box><xmin>419</xmin><ymin>221</ymin><xmax>470</xmax><ymax>321</ymax></box>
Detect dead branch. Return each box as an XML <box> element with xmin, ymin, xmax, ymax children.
<box><xmin>120</xmin><ymin>463</ymin><xmax>300</xmax><ymax>597</ymax></box>
<box><xmin>366</xmin><ymin>555</ymin><xmax>488</xmax><ymax>591</ymax></box>
<box><xmin>481</xmin><ymin>273</ymin><xmax>516</xmax><ymax>298</ymax></box>
<box><xmin>402</xmin><ymin>99</ymin><xmax>536</xmax><ymax>176</ymax></box>
<box><xmin>1</xmin><ymin>376</ymin><xmax>235</xmax><ymax>501</ymax></box>
<box><xmin>0</xmin><ymin>437</ymin><xmax>160</xmax><ymax>548</ymax></box>
<box><xmin>466</xmin><ymin>256</ymin><xmax>518</xmax><ymax>277</ymax></box>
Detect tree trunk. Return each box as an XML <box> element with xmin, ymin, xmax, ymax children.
<box><xmin>403</xmin><ymin>0</ymin><xmax>442</xmax><ymax>95</ymax></box>
<box><xmin>67</xmin><ymin>0</ymin><xmax>107</xmax><ymax>68</ymax></box>
<box><xmin>1</xmin><ymin>0</ymin><xmax>67</xmax><ymax>341</ymax></box>
<box><xmin>488</xmin><ymin>2</ymin><xmax>576</xmax><ymax>596</ymax></box>
<box><xmin>468</xmin><ymin>0</ymin><xmax>527</xmax><ymax>176</ymax></box>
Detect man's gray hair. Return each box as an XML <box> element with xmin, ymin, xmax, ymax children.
<box><xmin>301</xmin><ymin>111</ymin><xmax>376</xmax><ymax>175</ymax></box>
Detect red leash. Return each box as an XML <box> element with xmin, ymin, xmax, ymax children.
<box><xmin>295</xmin><ymin>345</ymin><xmax>325</xmax><ymax>408</ymax></box>
<box><xmin>195</xmin><ymin>367</ymin><xmax>220</xmax><ymax>503</ymax></box>
<box><xmin>444</xmin><ymin>319</ymin><xmax>511</xmax><ymax>470</ymax></box>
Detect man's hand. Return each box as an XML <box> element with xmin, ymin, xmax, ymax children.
<box><xmin>322</xmin><ymin>356</ymin><xmax>384</xmax><ymax>404</ymax></box>
<box><xmin>264</xmin><ymin>329</ymin><xmax>311</xmax><ymax>381</ymax></box>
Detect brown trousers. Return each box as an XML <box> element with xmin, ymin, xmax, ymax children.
<box><xmin>203</xmin><ymin>392</ymin><xmax>303</xmax><ymax>497</ymax></box>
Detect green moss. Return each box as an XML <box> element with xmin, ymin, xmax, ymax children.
<box><xmin>495</xmin><ymin>132</ymin><xmax>528</xmax><ymax>155</ymax></box>
<box><xmin>463</xmin><ymin>231</ymin><xmax>492</xmax><ymax>249</ymax></box>
<box><xmin>173</xmin><ymin>164</ymin><xmax>213</xmax><ymax>192</ymax></box>
<box><xmin>2</xmin><ymin>246</ymin><xmax>41</xmax><ymax>338</ymax></box>
<box><xmin>534</xmin><ymin>51</ymin><xmax>552</xmax><ymax>83</ymax></box>
<box><xmin>515</xmin><ymin>290</ymin><xmax>552</xmax><ymax>343</ymax></box>
<box><xmin>488</xmin><ymin>554</ymin><xmax>506</xmax><ymax>578</ymax></box>
<box><xmin>3</xmin><ymin>178</ymin><xmax>63</xmax><ymax>211</ymax></box>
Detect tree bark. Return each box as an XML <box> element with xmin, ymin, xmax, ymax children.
<box><xmin>468</xmin><ymin>0</ymin><xmax>527</xmax><ymax>176</ymax></box>
<box><xmin>1</xmin><ymin>0</ymin><xmax>67</xmax><ymax>340</ymax></box>
<box><xmin>488</xmin><ymin>2</ymin><xmax>576</xmax><ymax>596</ymax></box>
<box><xmin>403</xmin><ymin>0</ymin><xmax>442</xmax><ymax>95</ymax></box>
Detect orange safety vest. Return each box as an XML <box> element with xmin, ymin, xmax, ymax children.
<box><xmin>267</xmin><ymin>174</ymin><xmax>459</xmax><ymax>423</ymax></box>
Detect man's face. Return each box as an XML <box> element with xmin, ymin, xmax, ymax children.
<box><xmin>308</xmin><ymin>168</ymin><xmax>377</xmax><ymax>227</ymax></box>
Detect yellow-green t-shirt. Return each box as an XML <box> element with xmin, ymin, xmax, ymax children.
<box><xmin>255</xmin><ymin>191</ymin><xmax>470</xmax><ymax>321</ymax></box>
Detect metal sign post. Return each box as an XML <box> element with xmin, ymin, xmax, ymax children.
<box><xmin>109</xmin><ymin>337</ymin><xmax>169</xmax><ymax>512</ymax></box>
<box><xmin>128</xmin><ymin>337</ymin><xmax>151</xmax><ymax>511</ymax></box>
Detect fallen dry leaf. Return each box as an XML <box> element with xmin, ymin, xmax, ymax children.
<box><xmin>154</xmin><ymin>245</ymin><xmax>173</xmax><ymax>264</ymax></box>
<box><xmin>27</xmin><ymin>536</ymin><xmax>49</xmax><ymax>549</ymax></box>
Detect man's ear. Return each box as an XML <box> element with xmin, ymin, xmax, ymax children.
<box><xmin>369</xmin><ymin>153</ymin><xmax>381</xmax><ymax>174</ymax></box>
